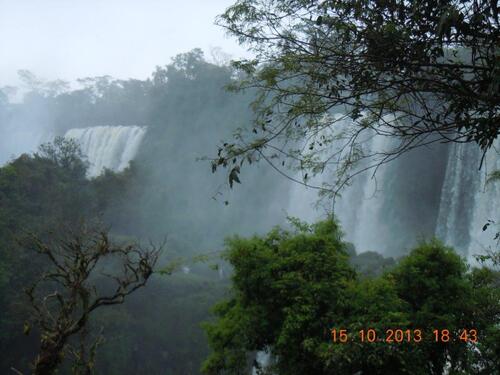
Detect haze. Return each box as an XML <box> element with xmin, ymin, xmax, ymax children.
<box><xmin>0</xmin><ymin>0</ymin><xmax>247</xmax><ymax>87</ymax></box>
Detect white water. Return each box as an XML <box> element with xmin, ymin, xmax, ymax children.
<box><xmin>64</xmin><ymin>125</ymin><xmax>146</xmax><ymax>177</ymax></box>
<box><xmin>467</xmin><ymin>140</ymin><xmax>500</xmax><ymax>259</ymax></box>
<box><xmin>436</xmin><ymin>143</ymin><xmax>482</xmax><ymax>251</ymax></box>
<box><xmin>287</xmin><ymin>113</ymin><xmax>398</xmax><ymax>254</ymax></box>
<box><xmin>346</xmin><ymin>131</ymin><xmax>394</xmax><ymax>253</ymax></box>
<box><xmin>288</xmin><ymin>113</ymin><xmax>500</xmax><ymax>258</ymax></box>
<box><xmin>437</xmin><ymin>139</ymin><xmax>500</xmax><ymax>260</ymax></box>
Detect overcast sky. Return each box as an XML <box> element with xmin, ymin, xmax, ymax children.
<box><xmin>0</xmin><ymin>0</ymin><xmax>248</xmax><ymax>87</ymax></box>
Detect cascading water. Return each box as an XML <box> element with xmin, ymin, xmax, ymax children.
<box><xmin>437</xmin><ymin>139</ymin><xmax>500</xmax><ymax>259</ymax></box>
<box><xmin>344</xmin><ymin>130</ymin><xmax>395</xmax><ymax>253</ymax></box>
<box><xmin>287</xmin><ymin>113</ymin><xmax>424</xmax><ymax>255</ymax></box>
<box><xmin>286</xmin><ymin>114</ymin><xmax>395</xmax><ymax>252</ymax></box>
<box><xmin>287</xmin><ymin>113</ymin><xmax>450</xmax><ymax>256</ymax></box>
<box><xmin>468</xmin><ymin>140</ymin><xmax>500</xmax><ymax>258</ymax></box>
<box><xmin>436</xmin><ymin>142</ymin><xmax>482</xmax><ymax>251</ymax></box>
<box><xmin>64</xmin><ymin>125</ymin><xmax>146</xmax><ymax>177</ymax></box>
<box><xmin>287</xmin><ymin>113</ymin><xmax>372</xmax><ymax>227</ymax></box>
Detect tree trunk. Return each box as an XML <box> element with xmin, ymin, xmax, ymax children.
<box><xmin>33</xmin><ymin>337</ymin><xmax>66</xmax><ymax>375</ymax></box>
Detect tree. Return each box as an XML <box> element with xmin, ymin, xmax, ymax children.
<box><xmin>18</xmin><ymin>224</ymin><xmax>162</xmax><ymax>375</ymax></box>
<box><xmin>334</xmin><ymin>240</ymin><xmax>499</xmax><ymax>375</ymax></box>
<box><xmin>392</xmin><ymin>241</ymin><xmax>477</xmax><ymax>374</ymax></box>
<box><xmin>17</xmin><ymin>70</ymin><xmax>69</xmax><ymax>97</ymax></box>
<box><xmin>0</xmin><ymin>140</ymin><xmax>97</xmax><ymax>373</ymax></box>
<box><xmin>36</xmin><ymin>137</ymin><xmax>89</xmax><ymax>179</ymax></box>
<box><xmin>202</xmin><ymin>219</ymin><xmax>356</xmax><ymax>375</ymax></box>
<box><xmin>212</xmin><ymin>0</ymin><xmax>499</xmax><ymax>194</ymax></box>
<box><xmin>202</xmin><ymin>220</ymin><xmax>500</xmax><ymax>374</ymax></box>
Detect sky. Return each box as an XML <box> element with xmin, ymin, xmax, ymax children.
<box><xmin>0</xmin><ymin>0</ymin><xmax>248</xmax><ymax>87</ymax></box>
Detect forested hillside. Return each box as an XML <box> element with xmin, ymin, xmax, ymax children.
<box><xmin>0</xmin><ymin>1</ymin><xmax>498</xmax><ymax>374</ymax></box>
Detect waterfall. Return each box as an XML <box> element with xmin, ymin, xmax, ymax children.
<box><xmin>286</xmin><ymin>113</ymin><xmax>371</xmax><ymax>226</ymax></box>
<box><xmin>64</xmin><ymin>125</ymin><xmax>146</xmax><ymax>177</ymax></box>
<box><xmin>286</xmin><ymin>113</ymin><xmax>396</xmax><ymax>253</ymax></box>
<box><xmin>435</xmin><ymin>143</ymin><xmax>482</xmax><ymax>252</ymax></box>
<box><xmin>437</xmin><ymin>139</ymin><xmax>500</xmax><ymax>259</ymax></box>
<box><xmin>345</xmin><ymin>131</ymin><xmax>395</xmax><ymax>253</ymax></box>
<box><xmin>468</xmin><ymin>140</ymin><xmax>500</xmax><ymax>259</ymax></box>
<box><xmin>287</xmin><ymin>113</ymin><xmax>452</xmax><ymax>256</ymax></box>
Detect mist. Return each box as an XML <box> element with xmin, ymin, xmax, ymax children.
<box><xmin>0</xmin><ymin>1</ymin><xmax>498</xmax><ymax>374</ymax></box>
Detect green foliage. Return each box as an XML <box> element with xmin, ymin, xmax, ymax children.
<box><xmin>203</xmin><ymin>218</ymin><xmax>356</xmax><ymax>374</ymax></box>
<box><xmin>350</xmin><ymin>251</ymin><xmax>396</xmax><ymax>277</ymax></box>
<box><xmin>133</xmin><ymin>49</ymin><xmax>291</xmax><ymax>250</ymax></box>
<box><xmin>37</xmin><ymin>136</ymin><xmax>88</xmax><ymax>176</ymax></box>
<box><xmin>214</xmin><ymin>0</ymin><xmax>500</xmax><ymax>192</ymax></box>
<box><xmin>391</xmin><ymin>241</ymin><xmax>473</xmax><ymax>373</ymax></box>
<box><xmin>203</xmin><ymin>224</ymin><xmax>500</xmax><ymax>375</ymax></box>
<box><xmin>392</xmin><ymin>241</ymin><xmax>469</xmax><ymax>324</ymax></box>
<box><xmin>90</xmin><ymin>273</ymin><xmax>228</xmax><ymax>375</ymax></box>
<box><xmin>2</xmin><ymin>50</ymin><xmax>292</xmax><ymax>251</ymax></box>
<box><xmin>0</xmin><ymin>139</ymin><xmax>95</xmax><ymax>372</ymax></box>
<box><xmin>487</xmin><ymin>170</ymin><xmax>500</xmax><ymax>185</ymax></box>
<box><xmin>2</xmin><ymin>44</ymin><xmax>496</xmax><ymax>375</ymax></box>
<box><xmin>0</xmin><ymin>136</ymin><xmax>232</xmax><ymax>375</ymax></box>
<box><xmin>323</xmin><ymin>276</ymin><xmax>413</xmax><ymax>374</ymax></box>
<box><xmin>1</xmin><ymin>51</ymin><xmax>293</xmax><ymax>374</ymax></box>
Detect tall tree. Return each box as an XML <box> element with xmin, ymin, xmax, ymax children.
<box><xmin>202</xmin><ymin>220</ymin><xmax>500</xmax><ymax>375</ymax></box>
<box><xmin>213</xmin><ymin>0</ymin><xmax>499</xmax><ymax>193</ymax></box>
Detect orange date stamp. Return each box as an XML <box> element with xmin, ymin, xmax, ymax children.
<box><xmin>331</xmin><ymin>328</ymin><xmax>478</xmax><ymax>343</ymax></box>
